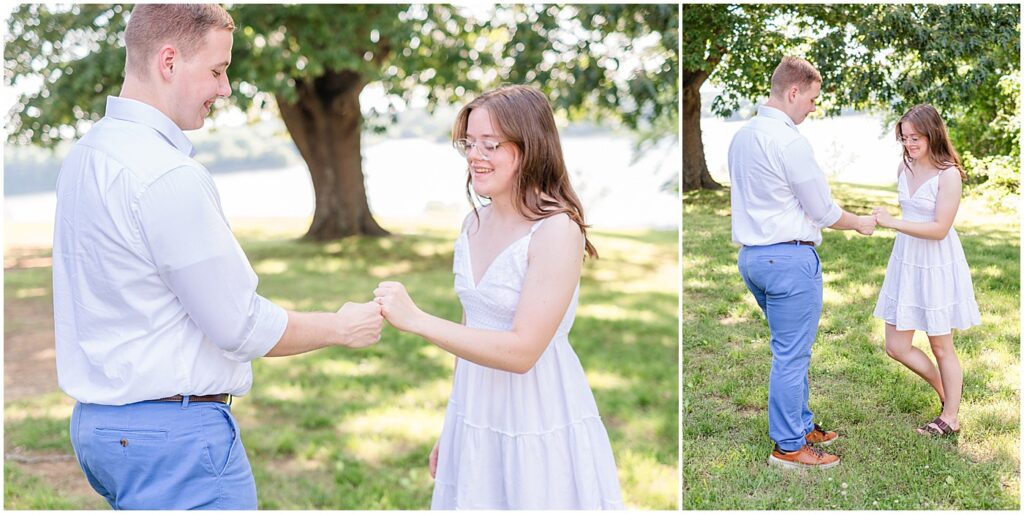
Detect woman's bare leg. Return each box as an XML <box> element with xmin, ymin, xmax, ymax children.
<box><xmin>928</xmin><ymin>333</ymin><xmax>962</xmax><ymax>430</ymax></box>
<box><xmin>884</xmin><ymin>323</ymin><xmax>945</xmax><ymax>403</ymax></box>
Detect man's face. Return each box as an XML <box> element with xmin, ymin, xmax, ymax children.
<box><xmin>168</xmin><ymin>29</ymin><xmax>233</xmax><ymax>130</ymax></box>
<box><xmin>790</xmin><ymin>81</ymin><xmax>821</xmax><ymax>125</ymax></box>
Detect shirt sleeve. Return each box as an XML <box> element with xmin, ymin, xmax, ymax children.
<box><xmin>783</xmin><ymin>138</ymin><xmax>843</xmax><ymax>228</ymax></box>
<box><xmin>135</xmin><ymin>166</ymin><xmax>287</xmax><ymax>362</ymax></box>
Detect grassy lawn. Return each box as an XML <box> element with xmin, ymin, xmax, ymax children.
<box><xmin>4</xmin><ymin>219</ymin><xmax>678</xmax><ymax>509</ymax></box>
<box><xmin>682</xmin><ymin>183</ymin><xmax>1019</xmax><ymax>509</ymax></box>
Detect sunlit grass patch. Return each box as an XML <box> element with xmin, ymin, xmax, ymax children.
<box><xmin>5</xmin><ymin>393</ymin><xmax>75</xmax><ymax>424</ymax></box>
<box><xmin>4</xmin><ymin>220</ymin><xmax>677</xmax><ymax>509</ymax></box>
<box><xmin>683</xmin><ymin>185</ymin><xmax>1019</xmax><ymax>510</ymax></box>
<box><xmin>616</xmin><ymin>448</ymin><xmax>679</xmax><ymax>509</ymax></box>
<box><xmin>4</xmin><ymin>462</ymin><xmax>108</xmax><ymax>510</ymax></box>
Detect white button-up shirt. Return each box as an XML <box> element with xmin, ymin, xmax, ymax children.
<box><xmin>53</xmin><ymin>96</ymin><xmax>288</xmax><ymax>406</ymax></box>
<box><xmin>728</xmin><ymin>106</ymin><xmax>842</xmax><ymax>246</ymax></box>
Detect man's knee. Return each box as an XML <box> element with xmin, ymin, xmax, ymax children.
<box><xmin>771</xmin><ymin>349</ymin><xmax>812</xmax><ymax>371</ymax></box>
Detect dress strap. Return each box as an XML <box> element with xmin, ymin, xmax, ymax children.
<box><xmin>529</xmin><ymin>217</ymin><xmax>547</xmax><ymax>234</ymax></box>
<box><xmin>460</xmin><ymin>210</ymin><xmax>481</xmax><ymax>236</ymax></box>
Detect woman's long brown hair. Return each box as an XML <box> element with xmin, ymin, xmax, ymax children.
<box><xmin>896</xmin><ymin>104</ymin><xmax>967</xmax><ymax>182</ymax></box>
<box><xmin>452</xmin><ymin>85</ymin><xmax>597</xmax><ymax>259</ymax></box>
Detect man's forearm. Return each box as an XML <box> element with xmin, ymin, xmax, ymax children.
<box><xmin>829</xmin><ymin>210</ymin><xmax>859</xmax><ymax>230</ymax></box>
<box><xmin>829</xmin><ymin>209</ymin><xmax>875</xmax><ymax>236</ymax></box>
<box><xmin>264</xmin><ymin>311</ymin><xmax>343</xmax><ymax>357</ymax></box>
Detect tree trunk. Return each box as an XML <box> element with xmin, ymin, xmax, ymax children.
<box><xmin>682</xmin><ymin>68</ymin><xmax>723</xmax><ymax>192</ymax></box>
<box><xmin>276</xmin><ymin>70</ymin><xmax>388</xmax><ymax>241</ymax></box>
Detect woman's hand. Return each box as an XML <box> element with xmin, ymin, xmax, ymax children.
<box><xmin>374</xmin><ymin>281</ymin><xmax>426</xmax><ymax>333</ymax></box>
<box><xmin>872</xmin><ymin>207</ymin><xmax>895</xmax><ymax>229</ymax></box>
<box><xmin>428</xmin><ymin>439</ymin><xmax>439</xmax><ymax>479</ymax></box>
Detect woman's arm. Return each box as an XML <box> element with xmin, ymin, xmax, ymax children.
<box><xmin>873</xmin><ymin>169</ymin><xmax>962</xmax><ymax>240</ymax></box>
<box><xmin>376</xmin><ymin>214</ymin><xmax>584</xmax><ymax>374</ymax></box>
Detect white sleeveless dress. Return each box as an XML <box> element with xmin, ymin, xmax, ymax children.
<box><xmin>873</xmin><ymin>169</ymin><xmax>981</xmax><ymax>335</ymax></box>
<box><xmin>430</xmin><ymin>217</ymin><xmax>624</xmax><ymax>510</ymax></box>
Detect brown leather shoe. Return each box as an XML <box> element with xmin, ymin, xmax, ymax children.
<box><xmin>805</xmin><ymin>423</ymin><xmax>838</xmax><ymax>446</ymax></box>
<box><xmin>768</xmin><ymin>444</ymin><xmax>840</xmax><ymax>470</ymax></box>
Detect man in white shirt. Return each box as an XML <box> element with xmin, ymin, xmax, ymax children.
<box><xmin>728</xmin><ymin>56</ymin><xmax>876</xmax><ymax>470</ymax></box>
<box><xmin>53</xmin><ymin>5</ymin><xmax>383</xmax><ymax>509</ymax></box>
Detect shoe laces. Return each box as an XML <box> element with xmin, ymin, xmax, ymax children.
<box><xmin>806</xmin><ymin>445</ymin><xmax>827</xmax><ymax>458</ymax></box>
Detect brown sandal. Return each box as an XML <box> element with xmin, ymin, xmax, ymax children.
<box><xmin>917</xmin><ymin>416</ymin><xmax>959</xmax><ymax>436</ymax></box>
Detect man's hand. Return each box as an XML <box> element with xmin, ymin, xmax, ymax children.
<box><xmin>855</xmin><ymin>214</ymin><xmax>876</xmax><ymax>236</ymax></box>
<box><xmin>336</xmin><ymin>301</ymin><xmax>384</xmax><ymax>349</ymax></box>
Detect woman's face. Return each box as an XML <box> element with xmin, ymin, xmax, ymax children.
<box><xmin>465</xmin><ymin>107</ymin><xmax>518</xmax><ymax>199</ymax></box>
<box><xmin>900</xmin><ymin>120</ymin><xmax>929</xmax><ymax>162</ymax></box>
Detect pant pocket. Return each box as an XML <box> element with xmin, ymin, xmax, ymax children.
<box><xmin>93</xmin><ymin>427</ymin><xmax>169</xmax><ymax>447</ymax></box>
<box><xmin>202</xmin><ymin>406</ymin><xmax>240</xmax><ymax>477</ymax></box>
<box><xmin>802</xmin><ymin>248</ymin><xmax>822</xmax><ymax>280</ymax></box>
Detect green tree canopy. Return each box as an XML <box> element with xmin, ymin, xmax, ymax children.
<box><xmin>6</xmin><ymin>4</ymin><xmax>678</xmax><ymax>239</ymax></box>
<box><xmin>682</xmin><ymin>4</ymin><xmax>1019</xmax><ymax>191</ymax></box>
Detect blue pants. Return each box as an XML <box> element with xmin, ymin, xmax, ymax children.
<box><xmin>70</xmin><ymin>398</ymin><xmax>257</xmax><ymax>509</ymax></box>
<box><xmin>738</xmin><ymin>243</ymin><xmax>823</xmax><ymax>451</ymax></box>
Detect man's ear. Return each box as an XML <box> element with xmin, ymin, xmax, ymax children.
<box><xmin>156</xmin><ymin>44</ymin><xmax>177</xmax><ymax>81</ymax></box>
<box><xmin>787</xmin><ymin>84</ymin><xmax>800</xmax><ymax>103</ymax></box>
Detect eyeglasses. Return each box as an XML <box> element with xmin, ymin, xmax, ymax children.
<box><xmin>899</xmin><ymin>135</ymin><xmax>923</xmax><ymax>145</ymax></box>
<box><xmin>454</xmin><ymin>138</ymin><xmax>506</xmax><ymax>160</ymax></box>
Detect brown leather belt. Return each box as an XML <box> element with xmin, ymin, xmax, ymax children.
<box><xmin>786</xmin><ymin>240</ymin><xmax>816</xmax><ymax>246</ymax></box>
<box><xmin>155</xmin><ymin>394</ymin><xmax>231</xmax><ymax>404</ymax></box>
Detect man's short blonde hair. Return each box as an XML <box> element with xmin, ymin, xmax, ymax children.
<box><xmin>124</xmin><ymin>4</ymin><xmax>235</xmax><ymax>77</ymax></box>
<box><xmin>770</xmin><ymin>56</ymin><xmax>822</xmax><ymax>98</ymax></box>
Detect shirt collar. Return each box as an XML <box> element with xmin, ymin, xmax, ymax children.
<box><xmin>757</xmin><ymin>105</ymin><xmax>798</xmax><ymax>131</ymax></box>
<box><xmin>104</xmin><ymin>96</ymin><xmax>196</xmax><ymax>157</ymax></box>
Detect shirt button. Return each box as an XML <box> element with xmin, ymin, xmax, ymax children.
<box><xmin>120</xmin><ymin>438</ymin><xmax>128</xmax><ymax>447</ymax></box>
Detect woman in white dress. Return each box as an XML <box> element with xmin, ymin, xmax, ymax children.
<box><xmin>373</xmin><ymin>85</ymin><xmax>624</xmax><ymax>509</ymax></box>
<box><xmin>872</xmin><ymin>103</ymin><xmax>981</xmax><ymax>437</ymax></box>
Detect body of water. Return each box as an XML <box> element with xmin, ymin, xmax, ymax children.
<box><xmin>701</xmin><ymin>113</ymin><xmax>904</xmax><ymax>186</ymax></box>
<box><xmin>5</xmin><ymin>135</ymin><xmax>680</xmax><ymax>231</ymax></box>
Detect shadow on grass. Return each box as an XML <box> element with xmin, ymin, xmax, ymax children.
<box><xmin>683</xmin><ymin>186</ymin><xmax>1020</xmax><ymax>510</ymax></box>
<box><xmin>4</xmin><ymin>225</ymin><xmax>678</xmax><ymax>509</ymax></box>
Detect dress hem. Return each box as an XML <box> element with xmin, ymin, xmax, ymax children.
<box><xmin>443</xmin><ymin>411</ymin><xmax>606</xmax><ymax>438</ymax></box>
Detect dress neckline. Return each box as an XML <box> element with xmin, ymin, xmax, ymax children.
<box><xmin>461</xmin><ymin>218</ymin><xmax>546</xmax><ymax>289</ymax></box>
<box><xmin>902</xmin><ymin>170</ymin><xmax>942</xmax><ymax>200</ymax></box>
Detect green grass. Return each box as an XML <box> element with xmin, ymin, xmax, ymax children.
<box><xmin>4</xmin><ymin>220</ymin><xmax>678</xmax><ymax>509</ymax></box>
<box><xmin>4</xmin><ymin>462</ymin><xmax>103</xmax><ymax>510</ymax></box>
<box><xmin>682</xmin><ymin>183</ymin><xmax>1020</xmax><ymax>509</ymax></box>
